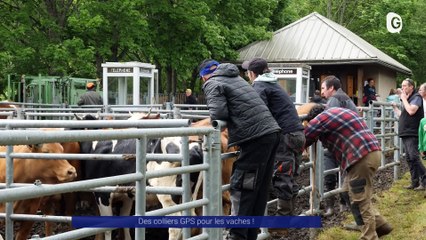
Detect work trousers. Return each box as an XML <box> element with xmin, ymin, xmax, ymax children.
<box><xmin>272</xmin><ymin>131</ymin><xmax>305</xmax><ymax>200</ymax></box>
<box><xmin>343</xmin><ymin>151</ymin><xmax>388</xmax><ymax>240</ymax></box>
<box><xmin>324</xmin><ymin>149</ymin><xmax>339</xmax><ymax>191</ymax></box>
<box><xmin>229</xmin><ymin>132</ymin><xmax>280</xmax><ymax>240</ymax></box>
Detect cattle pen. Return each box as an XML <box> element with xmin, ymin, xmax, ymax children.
<box><xmin>0</xmin><ymin>100</ymin><xmax>402</xmax><ymax>240</ymax></box>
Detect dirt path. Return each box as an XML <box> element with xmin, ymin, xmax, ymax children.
<box><xmin>270</xmin><ymin>158</ymin><xmax>408</xmax><ymax>240</ymax></box>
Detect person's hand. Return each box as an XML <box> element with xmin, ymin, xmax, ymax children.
<box><xmin>400</xmin><ymin>90</ymin><xmax>408</xmax><ymax>101</ymax></box>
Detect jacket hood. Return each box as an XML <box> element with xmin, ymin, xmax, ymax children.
<box><xmin>254</xmin><ymin>72</ymin><xmax>278</xmax><ymax>83</ymax></box>
<box><xmin>211</xmin><ymin>63</ymin><xmax>240</xmax><ymax>78</ymax></box>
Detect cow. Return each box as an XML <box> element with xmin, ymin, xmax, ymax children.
<box><xmin>145</xmin><ymin>137</ymin><xmax>201</xmax><ymax>240</ymax></box>
<box><xmin>296</xmin><ymin>102</ymin><xmax>318</xmax><ymax>127</ymax></box>
<box><xmin>0</xmin><ymin>102</ymin><xmax>17</xmax><ymax>120</ymax></box>
<box><xmin>145</xmin><ymin>117</ymin><xmax>238</xmax><ymax>239</ymax></box>
<box><xmin>295</xmin><ymin>103</ymin><xmax>324</xmax><ymax>161</ymax></box>
<box><xmin>40</xmin><ymin>138</ymin><xmax>95</xmax><ymax>237</ymax></box>
<box><xmin>24</xmin><ymin>123</ymin><xmax>103</xmax><ymax>238</ymax></box>
<box><xmin>188</xmin><ymin>118</ymin><xmax>238</xmax><ymax>216</ymax></box>
<box><xmin>0</xmin><ymin>143</ymin><xmax>77</xmax><ymax>240</ymax></box>
<box><xmin>79</xmin><ymin>112</ymin><xmax>163</xmax><ymax>240</ymax></box>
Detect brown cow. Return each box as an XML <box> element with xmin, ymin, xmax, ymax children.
<box><xmin>40</xmin><ymin>140</ymin><xmax>85</xmax><ymax>237</ymax></box>
<box><xmin>0</xmin><ymin>143</ymin><xmax>77</xmax><ymax>240</ymax></box>
<box><xmin>296</xmin><ymin>103</ymin><xmax>323</xmax><ymax>161</ymax></box>
<box><xmin>296</xmin><ymin>102</ymin><xmax>318</xmax><ymax>127</ymax></box>
<box><xmin>189</xmin><ymin>118</ymin><xmax>238</xmax><ymax>216</ymax></box>
<box><xmin>0</xmin><ymin>102</ymin><xmax>17</xmax><ymax>120</ymax></box>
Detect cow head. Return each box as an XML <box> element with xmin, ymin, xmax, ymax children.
<box><xmin>25</xmin><ymin>143</ymin><xmax>77</xmax><ymax>183</ymax></box>
<box><xmin>296</xmin><ymin>103</ymin><xmax>319</xmax><ymax>127</ymax></box>
<box><xmin>0</xmin><ymin>101</ymin><xmax>17</xmax><ymax>120</ymax></box>
<box><xmin>74</xmin><ymin>113</ymin><xmax>99</xmax><ymax>121</ymax></box>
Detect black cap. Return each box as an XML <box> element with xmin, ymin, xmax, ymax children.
<box><xmin>246</xmin><ymin>58</ymin><xmax>268</xmax><ymax>75</ymax></box>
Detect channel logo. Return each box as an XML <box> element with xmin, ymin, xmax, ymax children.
<box><xmin>386</xmin><ymin>12</ymin><xmax>402</xmax><ymax>33</ymax></box>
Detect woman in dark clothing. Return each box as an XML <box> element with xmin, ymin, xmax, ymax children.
<box><xmin>363</xmin><ymin>78</ymin><xmax>378</xmax><ymax>106</ymax></box>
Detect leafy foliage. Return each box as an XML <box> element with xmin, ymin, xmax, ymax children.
<box><xmin>0</xmin><ymin>0</ymin><xmax>424</xmax><ymax>96</ymax></box>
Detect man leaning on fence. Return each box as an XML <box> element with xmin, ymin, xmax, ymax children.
<box><xmin>320</xmin><ymin>75</ymin><xmax>358</xmax><ymax>217</ymax></box>
<box><xmin>243</xmin><ymin>58</ymin><xmax>305</xmax><ymax>222</ymax></box>
<box><xmin>199</xmin><ymin>59</ymin><xmax>281</xmax><ymax>240</ymax></box>
<box><xmin>304</xmin><ymin>104</ymin><xmax>393</xmax><ymax>240</ymax></box>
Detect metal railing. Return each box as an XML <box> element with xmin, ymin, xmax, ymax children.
<box><xmin>0</xmin><ymin>119</ymin><xmax>223</xmax><ymax>240</ymax></box>
<box><xmin>0</xmin><ymin>100</ymin><xmax>403</xmax><ymax>240</ymax></box>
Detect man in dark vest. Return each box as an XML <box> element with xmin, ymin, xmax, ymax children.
<box><xmin>392</xmin><ymin>78</ymin><xmax>426</xmax><ymax>190</ymax></box>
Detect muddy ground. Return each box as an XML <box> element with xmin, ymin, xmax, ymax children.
<box><xmin>1</xmin><ymin>157</ymin><xmax>408</xmax><ymax>240</ymax></box>
<box><xmin>274</xmin><ymin>157</ymin><xmax>408</xmax><ymax>240</ymax></box>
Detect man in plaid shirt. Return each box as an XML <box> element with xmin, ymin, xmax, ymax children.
<box><xmin>304</xmin><ymin>105</ymin><xmax>393</xmax><ymax>239</ymax></box>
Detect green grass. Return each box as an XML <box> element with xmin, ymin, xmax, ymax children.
<box><xmin>317</xmin><ymin>173</ymin><xmax>426</xmax><ymax>240</ymax></box>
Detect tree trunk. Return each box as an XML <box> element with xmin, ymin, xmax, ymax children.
<box><xmin>327</xmin><ymin>0</ymin><xmax>332</xmax><ymax>19</ymax></box>
<box><xmin>166</xmin><ymin>65</ymin><xmax>172</xmax><ymax>101</ymax></box>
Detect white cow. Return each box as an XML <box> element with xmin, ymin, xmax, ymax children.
<box><xmin>147</xmin><ymin>137</ymin><xmax>200</xmax><ymax>240</ymax></box>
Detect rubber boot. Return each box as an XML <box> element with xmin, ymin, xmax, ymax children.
<box><xmin>339</xmin><ymin>191</ymin><xmax>351</xmax><ymax>212</ymax></box>
<box><xmin>376</xmin><ymin>222</ymin><xmax>393</xmax><ymax>237</ymax></box>
<box><xmin>323</xmin><ymin>196</ymin><xmax>335</xmax><ymax>217</ymax></box>
<box><xmin>276</xmin><ymin>198</ymin><xmax>294</xmax><ymax>216</ymax></box>
<box><xmin>269</xmin><ymin>199</ymin><xmax>292</xmax><ymax>236</ymax></box>
<box><xmin>344</xmin><ymin>222</ymin><xmax>393</xmax><ymax>236</ymax></box>
<box><xmin>343</xmin><ymin>222</ymin><xmax>361</xmax><ymax>231</ymax></box>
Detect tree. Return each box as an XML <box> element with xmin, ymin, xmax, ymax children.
<box><xmin>140</xmin><ymin>0</ymin><xmax>282</xmax><ymax>97</ymax></box>
<box><xmin>0</xmin><ymin>1</ymin><xmax>95</xmax><ymax>77</ymax></box>
<box><xmin>2</xmin><ymin>0</ymin><xmax>423</xmax><ymax>99</ymax></box>
<box><xmin>283</xmin><ymin>0</ymin><xmax>426</xmax><ymax>82</ymax></box>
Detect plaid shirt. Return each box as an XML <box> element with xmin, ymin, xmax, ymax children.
<box><xmin>304</xmin><ymin>107</ymin><xmax>381</xmax><ymax>171</ymax></box>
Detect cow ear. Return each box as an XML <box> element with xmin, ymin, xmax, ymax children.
<box><xmin>74</xmin><ymin>113</ymin><xmax>82</xmax><ymax>120</ymax></box>
<box><xmin>28</xmin><ymin>143</ymin><xmax>43</xmax><ymax>151</ymax></box>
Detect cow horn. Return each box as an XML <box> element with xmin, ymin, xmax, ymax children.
<box><xmin>74</xmin><ymin>113</ymin><xmax>82</xmax><ymax>120</ymax></box>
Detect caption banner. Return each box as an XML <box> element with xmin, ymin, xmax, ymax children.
<box><xmin>72</xmin><ymin>216</ymin><xmax>322</xmax><ymax>228</ymax></box>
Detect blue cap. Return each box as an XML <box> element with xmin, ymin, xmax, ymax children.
<box><xmin>199</xmin><ymin>60</ymin><xmax>220</xmax><ymax>77</ymax></box>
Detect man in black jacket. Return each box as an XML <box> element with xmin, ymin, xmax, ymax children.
<box><xmin>77</xmin><ymin>82</ymin><xmax>103</xmax><ymax>106</ymax></box>
<box><xmin>184</xmin><ymin>88</ymin><xmax>197</xmax><ymax>110</ymax></box>
<box><xmin>199</xmin><ymin>59</ymin><xmax>281</xmax><ymax>240</ymax></box>
<box><xmin>243</xmin><ymin>58</ymin><xmax>304</xmax><ymax>220</ymax></box>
